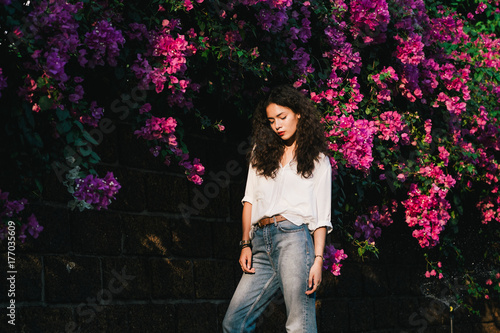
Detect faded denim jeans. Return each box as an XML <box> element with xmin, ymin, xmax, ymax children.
<box><xmin>223</xmin><ymin>220</ymin><xmax>317</xmax><ymax>333</ymax></box>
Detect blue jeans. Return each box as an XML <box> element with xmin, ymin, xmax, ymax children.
<box><xmin>223</xmin><ymin>220</ymin><xmax>317</xmax><ymax>333</ymax></box>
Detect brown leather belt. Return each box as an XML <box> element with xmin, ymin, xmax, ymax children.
<box><xmin>257</xmin><ymin>214</ymin><xmax>287</xmax><ymax>228</ymax></box>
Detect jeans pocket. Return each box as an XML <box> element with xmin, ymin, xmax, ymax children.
<box><xmin>277</xmin><ymin>221</ymin><xmax>304</xmax><ymax>233</ymax></box>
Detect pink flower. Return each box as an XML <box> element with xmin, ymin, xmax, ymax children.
<box><xmin>438</xmin><ymin>146</ymin><xmax>450</xmax><ymax>166</ymax></box>
<box><xmin>323</xmin><ymin>244</ymin><xmax>348</xmax><ymax>276</ymax></box>
<box><xmin>139</xmin><ymin>103</ymin><xmax>152</xmax><ymax>114</ymax></box>
<box><xmin>394</xmin><ymin>33</ymin><xmax>425</xmax><ymax>66</ymax></box>
<box><xmin>475</xmin><ymin>3</ymin><xmax>487</xmax><ymax>14</ymax></box>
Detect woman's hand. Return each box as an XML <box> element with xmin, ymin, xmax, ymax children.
<box><xmin>305</xmin><ymin>258</ymin><xmax>323</xmax><ymax>295</ymax></box>
<box><xmin>239</xmin><ymin>247</ymin><xmax>255</xmax><ymax>274</ymax></box>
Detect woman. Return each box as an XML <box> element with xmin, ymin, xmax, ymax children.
<box><xmin>223</xmin><ymin>85</ymin><xmax>333</xmax><ymax>333</ymax></box>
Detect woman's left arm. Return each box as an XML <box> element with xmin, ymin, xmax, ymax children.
<box><xmin>305</xmin><ymin>226</ymin><xmax>327</xmax><ymax>295</ymax></box>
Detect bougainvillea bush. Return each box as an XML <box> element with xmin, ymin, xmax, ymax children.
<box><xmin>0</xmin><ymin>0</ymin><xmax>499</xmax><ymax>312</ymax></box>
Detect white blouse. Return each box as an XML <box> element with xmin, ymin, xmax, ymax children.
<box><xmin>242</xmin><ymin>153</ymin><xmax>333</xmax><ymax>234</ymax></box>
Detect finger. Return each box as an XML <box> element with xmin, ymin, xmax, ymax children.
<box><xmin>245</xmin><ymin>257</ymin><xmax>255</xmax><ymax>273</ymax></box>
<box><xmin>305</xmin><ymin>283</ymin><xmax>317</xmax><ymax>295</ymax></box>
<box><xmin>308</xmin><ymin>272</ymin><xmax>314</xmax><ymax>289</ymax></box>
<box><xmin>240</xmin><ymin>257</ymin><xmax>255</xmax><ymax>274</ymax></box>
<box><xmin>306</xmin><ymin>279</ymin><xmax>322</xmax><ymax>295</ymax></box>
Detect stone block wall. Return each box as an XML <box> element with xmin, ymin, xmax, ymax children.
<box><xmin>0</xmin><ymin>120</ymin><xmax>499</xmax><ymax>332</ymax></box>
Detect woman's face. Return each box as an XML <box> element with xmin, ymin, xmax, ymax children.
<box><xmin>266</xmin><ymin>103</ymin><xmax>300</xmax><ymax>144</ymax></box>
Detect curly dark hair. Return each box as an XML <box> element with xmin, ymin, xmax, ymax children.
<box><xmin>249</xmin><ymin>85</ymin><xmax>329</xmax><ymax>178</ymax></box>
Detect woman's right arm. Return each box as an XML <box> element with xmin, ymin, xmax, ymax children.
<box><xmin>239</xmin><ymin>201</ymin><xmax>255</xmax><ymax>273</ymax></box>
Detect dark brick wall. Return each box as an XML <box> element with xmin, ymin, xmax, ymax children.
<box><xmin>0</xmin><ymin>121</ymin><xmax>499</xmax><ymax>332</ymax></box>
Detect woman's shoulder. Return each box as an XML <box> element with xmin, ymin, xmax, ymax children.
<box><xmin>317</xmin><ymin>152</ymin><xmax>330</xmax><ymax>164</ymax></box>
<box><xmin>313</xmin><ymin>152</ymin><xmax>332</xmax><ymax>171</ymax></box>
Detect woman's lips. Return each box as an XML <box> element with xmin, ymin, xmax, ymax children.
<box><xmin>278</xmin><ymin>131</ymin><xmax>285</xmax><ymax>136</ymax></box>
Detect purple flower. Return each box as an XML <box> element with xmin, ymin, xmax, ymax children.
<box><xmin>79</xmin><ymin>101</ymin><xmax>103</xmax><ymax>128</ymax></box>
<box><xmin>69</xmin><ymin>85</ymin><xmax>84</xmax><ymax>103</ymax></box>
<box><xmin>84</xmin><ymin>20</ymin><xmax>125</xmax><ymax>68</ymax></box>
<box><xmin>0</xmin><ymin>68</ymin><xmax>7</xmax><ymax>98</ymax></box>
<box><xmin>26</xmin><ymin>214</ymin><xmax>43</xmax><ymax>239</ymax></box>
<box><xmin>323</xmin><ymin>244</ymin><xmax>348</xmax><ymax>276</ymax></box>
<box><xmin>73</xmin><ymin>172</ymin><xmax>121</xmax><ymax>210</ymax></box>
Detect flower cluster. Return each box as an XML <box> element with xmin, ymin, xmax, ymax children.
<box><xmin>257</xmin><ymin>8</ymin><xmax>289</xmax><ymax>32</ymax></box>
<box><xmin>371</xmin><ymin>67</ymin><xmax>399</xmax><ymax>104</ymax></box>
<box><xmin>376</xmin><ymin>111</ymin><xmax>409</xmax><ymax>145</ymax></box>
<box><xmin>425</xmin><ymin>261</ymin><xmax>444</xmax><ymax>279</ymax></box>
<box><xmin>71</xmin><ymin>172</ymin><xmax>121</xmax><ymax>211</ymax></box>
<box><xmin>0</xmin><ymin>190</ymin><xmax>43</xmax><ymax>243</ymax></box>
<box><xmin>394</xmin><ymin>33</ymin><xmax>426</xmax><ymax>66</ymax></box>
<box><xmin>327</xmin><ymin>115</ymin><xmax>378</xmax><ymax>173</ymax></box>
<box><xmin>477</xmin><ymin>196</ymin><xmax>500</xmax><ymax>224</ymax></box>
<box><xmin>354</xmin><ymin>202</ymin><xmax>397</xmax><ymax>243</ymax></box>
<box><xmin>131</xmin><ymin>22</ymin><xmax>199</xmax><ymax>109</ymax></box>
<box><xmin>79</xmin><ymin>101</ymin><xmax>104</xmax><ymax>128</ymax></box>
<box><xmin>134</xmin><ymin>116</ymin><xmax>177</xmax><ymax>141</ymax></box>
<box><xmin>82</xmin><ymin>20</ymin><xmax>125</xmax><ymax>68</ymax></box>
<box><xmin>134</xmin><ymin>116</ymin><xmax>205</xmax><ymax>184</ymax></box>
<box><xmin>349</xmin><ymin>0</ymin><xmax>390</xmax><ymax>44</ymax></box>
<box><xmin>323</xmin><ymin>244</ymin><xmax>348</xmax><ymax>276</ymax></box>
<box><xmin>26</xmin><ymin>0</ymin><xmax>83</xmax><ymax>83</ymax></box>
<box><xmin>402</xmin><ymin>183</ymin><xmax>451</xmax><ymax>248</ymax></box>
<box><xmin>178</xmin><ymin>155</ymin><xmax>205</xmax><ymax>185</ymax></box>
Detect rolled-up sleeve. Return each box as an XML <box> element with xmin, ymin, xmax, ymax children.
<box><xmin>241</xmin><ymin>165</ymin><xmax>256</xmax><ymax>205</ymax></box>
<box><xmin>314</xmin><ymin>156</ymin><xmax>333</xmax><ymax>233</ymax></box>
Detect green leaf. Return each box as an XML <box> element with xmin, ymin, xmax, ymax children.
<box><xmin>39</xmin><ymin>96</ymin><xmax>52</xmax><ymax>111</ymax></box>
<box><xmin>73</xmin><ymin>120</ymin><xmax>84</xmax><ymax>131</ymax></box>
<box><xmin>57</xmin><ymin>108</ymin><xmax>70</xmax><ymax>121</ymax></box>
<box><xmin>89</xmin><ymin>152</ymin><xmax>101</xmax><ymax>164</ymax></box>
<box><xmin>35</xmin><ymin>178</ymin><xmax>43</xmax><ymax>193</ymax></box>
<box><xmin>74</xmin><ymin>138</ymin><xmax>87</xmax><ymax>147</ymax></box>
<box><xmin>56</xmin><ymin>121</ymin><xmax>72</xmax><ymax>134</ymax></box>
<box><xmin>82</xmin><ymin>131</ymin><xmax>99</xmax><ymax>146</ymax></box>
<box><xmin>66</xmin><ymin>131</ymin><xmax>76</xmax><ymax>144</ymax></box>
<box><xmin>24</xmin><ymin>104</ymin><xmax>35</xmax><ymax>128</ymax></box>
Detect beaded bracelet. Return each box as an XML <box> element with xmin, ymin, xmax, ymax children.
<box><xmin>314</xmin><ymin>255</ymin><xmax>324</xmax><ymax>261</ymax></box>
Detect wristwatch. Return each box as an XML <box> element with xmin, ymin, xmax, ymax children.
<box><xmin>239</xmin><ymin>240</ymin><xmax>252</xmax><ymax>249</ymax></box>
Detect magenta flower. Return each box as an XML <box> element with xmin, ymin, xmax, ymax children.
<box><xmin>402</xmin><ymin>183</ymin><xmax>451</xmax><ymax>248</ymax></box>
<box><xmin>323</xmin><ymin>244</ymin><xmax>348</xmax><ymax>276</ymax></box>
<box><xmin>394</xmin><ymin>33</ymin><xmax>425</xmax><ymax>66</ymax></box>
<box><xmin>134</xmin><ymin>116</ymin><xmax>177</xmax><ymax>141</ymax></box>
<box><xmin>139</xmin><ymin>103</ymin><xmax>152</xmax><ymax>115</ymax></box>
<box><xmin>349</xmin><ymin>0</ymin><xmax>390</xmax><ymax>44</ymax></box>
